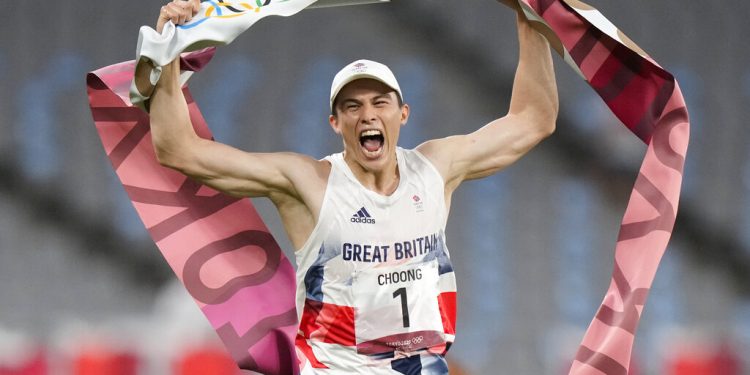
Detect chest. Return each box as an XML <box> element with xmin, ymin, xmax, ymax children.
<box><xmin>326</xmin><ymin>183</ymin><xmax>442</xmax><ymax>243</ymax></box>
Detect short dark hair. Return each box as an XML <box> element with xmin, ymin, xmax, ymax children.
<box><xmin>331</xmin><ymin>91</ymin><xmax>404</xmax><ymax>117</ymax></box>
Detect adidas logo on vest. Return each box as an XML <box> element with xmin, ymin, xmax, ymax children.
<box><xmin>351</xmin><ymin>207</ymin><xmax>376</xmax><ymax>224</ymax></box>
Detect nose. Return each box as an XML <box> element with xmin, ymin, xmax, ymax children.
<box><xmin>359</xmin><ymin>103</ymin><xmax>377</xmax><ymax>124</ymax></box>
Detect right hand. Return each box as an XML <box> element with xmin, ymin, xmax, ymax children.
<box><xmin>156</xmin><ymin>0</ymin><xmax>201</xmax><ymax>33</ymax></box>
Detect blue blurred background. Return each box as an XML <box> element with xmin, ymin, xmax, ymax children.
<box><xmin>0</xmin><ymin>1</ymin><xmax>748</xmax><ymax>374</ymax></box>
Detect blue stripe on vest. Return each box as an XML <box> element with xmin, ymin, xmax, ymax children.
<box><xmin>423</xmin><ymin>231</ymin><xmax>454</xmax><ymax>275</ymax></box>
<box><xmin>391</xmin><ymin>355</ymin><xmax>422</xmax><ymax>375</ymax></box>
<box><xmin>304</xmin><ymin>245</ymin><xmax>328</xmax><ymax>301</ymax></box>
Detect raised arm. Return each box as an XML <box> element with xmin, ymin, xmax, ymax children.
<box><xmin>141</xmin><ymin>0</ymin><xmax>325</xmax><ymax>202</ymax></box>
<box><xmin>417</xmin><ymin>8</ymin><xmax>558</xmax><ymax>193</ymax></box>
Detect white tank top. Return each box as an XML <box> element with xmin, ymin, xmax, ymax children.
<box><xmin>295</xmin><ymin>148</ymin><xmax>457</xmax><ymax>374</ymax></box>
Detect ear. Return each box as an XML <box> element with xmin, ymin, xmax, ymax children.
<box><xmin>400</xmin><ymin>103</ymin><xmax>410</xmax><ymax>127</ymax></box>
<box><xmin>329</xmin><ymin>114</ymin><xmax>342</xmax><ymax>135</ymax></box>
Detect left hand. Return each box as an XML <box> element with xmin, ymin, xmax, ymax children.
<box><xmin>156</xmin><ymin>0</ymin><xmax>201</xmax><ymax>33</ymax></box>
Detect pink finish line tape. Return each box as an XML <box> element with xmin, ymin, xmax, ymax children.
<box><xmin>88</xmin><ymin>49</ymin><xmax>299</xmax><ymax>375</ymax></box>
<box><xmin>510</xmin><ymin>0</ymin><xmax>690</xmax><ymax>373</ymax></box>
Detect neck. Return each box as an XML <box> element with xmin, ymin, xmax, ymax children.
<box><xmin>343</xmin><ymin>151</ymin><xmax>400</xmax><ymax>196</ymax></box>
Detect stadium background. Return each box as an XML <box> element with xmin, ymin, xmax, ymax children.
<box><xmin>0</xmin><ymin>0</ymin><xmax>748</xmax><ymax>374</ymax></box>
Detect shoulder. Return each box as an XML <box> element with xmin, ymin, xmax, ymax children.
<box><xmin>414</xmin><ymin>137</ymin><xmax>463</xmax><ymax>189</ymax></box>
<box><xmin>268</xmin><ymin>152</ymin><xmax>332</xmax><ymax>219</ymax></box>
<box><xmin>402</xmin><ymin>147</ymin><xmax>435</xmax><ymax>170</ymax></box>
<box><xmin>401</xmin><ymin>147</ymin><xmax>446</xmax><ymax>189</ymax></box>
<box><xmin>278</xmin><ymin>152</ymin><xmax>332</xmax><ymax>185</ymax></box>
<box><xmin>257</xmin><ymin>151</ymin><xmax>331</xmax><ymax>201</ymax></box>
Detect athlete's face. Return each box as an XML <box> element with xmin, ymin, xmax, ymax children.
<box><xmin>329</xmin><ymin>79</ymin><xmax>409</xmax><ymax>173</ymax></box>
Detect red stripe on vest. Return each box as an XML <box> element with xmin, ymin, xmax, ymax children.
<box><xmin>295</xmin><ymin>334</ymin><xmax>328</xmax><ymax>369</ymax></box>
<box><xmin>437</xmin><ymin>292</ymin><xmax>457</xmax><ymax>335</ymax></box>
<box><xmin>299</xmin><ymin>299</ymin><xmax>356</xmax><ymax>346</ymax></box>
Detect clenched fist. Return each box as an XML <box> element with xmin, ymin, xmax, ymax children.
<box><xmin>156</xmin><ymin>0</ymin><xmax>201</xmax><ymax>33</ymax></box>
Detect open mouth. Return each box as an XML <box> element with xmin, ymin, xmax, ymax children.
<box><xmin>359</xmin><ymin>129</ymin><xmax>385</xmax><ymax>156</ymax></box>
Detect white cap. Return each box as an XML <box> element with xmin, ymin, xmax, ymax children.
<box><xmin>330</xmin><ymin>59</ymin><xmax>402</xmax><ymax>110</ymax></box>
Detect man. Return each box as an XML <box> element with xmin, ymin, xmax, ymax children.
<box><xmin>146</xmin><ymin>0</ymin><xmax>557</xmax><ymax>372</ymax></box>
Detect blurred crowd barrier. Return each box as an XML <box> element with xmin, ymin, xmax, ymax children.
<box><xmin>0</xmin><ymin>326</ymin><xmax>744</xmax><ymax>375</ymax></box>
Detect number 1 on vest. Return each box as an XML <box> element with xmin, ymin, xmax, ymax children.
<box><xmin>393</xmin><ymin>287</ymin><xmax>410</xmax><ymax>328</ymax></box>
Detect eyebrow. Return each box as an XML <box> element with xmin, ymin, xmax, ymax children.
<box><xmin>339</xmin><ymin>92</ymin><xmax>394</xmax><ymax>107</ymax></box>
<box><xmin>373</xmin><ymin>94</ymin><xmax>393</xmax><ymax>101</ymax></box>
<box><xmin>341</xmin><ymin>98</ymin><xmax>362</xmax><ymax>106</ymax></box>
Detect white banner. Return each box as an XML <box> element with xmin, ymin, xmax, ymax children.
<box><xmin>130</xmin><ymin>0</ymin><xmax>389</xmax><ymax>108</ymax></box>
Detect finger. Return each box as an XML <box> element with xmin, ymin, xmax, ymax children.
<box><xmin>161</xmin><ymin>4</ymin><xmax>177</xmax><ymax>24</ymax></box>
<box><xmin>191</xmin><ymin>0</ymin><xmax>201</xmax><ymax>14</ymax></box>
<box><xmin>173</xmin><ymin>1</ymin><xmax>194</xmax><ymax>23</ymax></box>
<box><xmin>165</xmin><ymin>6</ymin><xmax>180</xmax><ymax>25</ymax></box>
<box><xmin>165</xmin><ymin>3</ymin><xmax>189</xmax><ymax>24</ymax></box>
<box><xmin>159</xmin><ymin>5</ymin><xmax>176</xmax><ymax>24</ymax></box>
<box><xmin>181</xmin><ymin>0</ymin><xmax>197</xmax><ymax>22</ymax></box>
<box><xmin>183</xmin><ymin>3</ymin><xmax>193</xmax><ymax>23</ymax></box>
<box><xmin>159</xmin><ymin>5</ymin><xmax>169</xmax><ymax>20</ymax></box>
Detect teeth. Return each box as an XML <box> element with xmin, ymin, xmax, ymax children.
<box><xmin>361</xmin><ymin>130</ymin><xmax>382</xmax><ymax>137</ymax></box>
